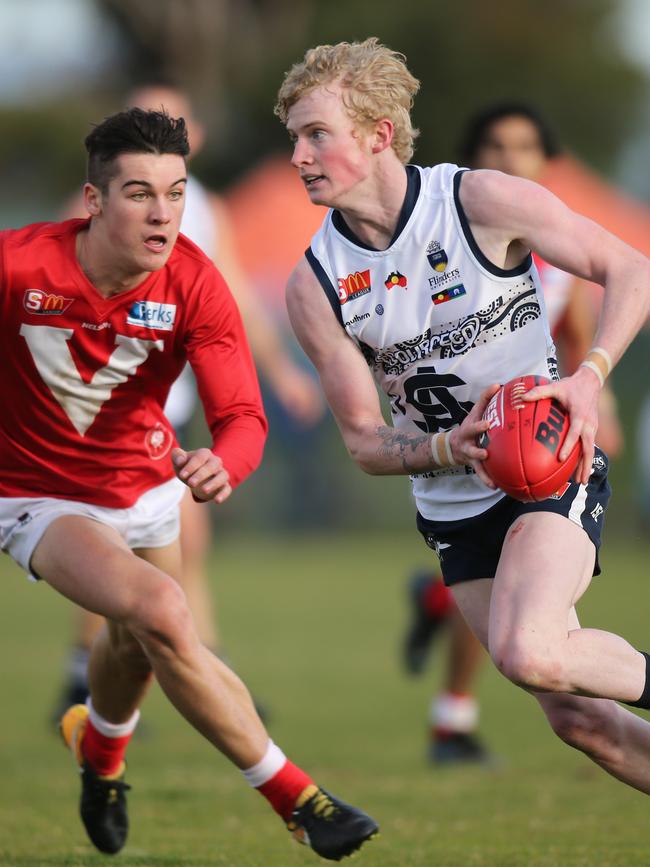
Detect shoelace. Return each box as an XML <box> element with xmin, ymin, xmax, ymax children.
<box><xmin>85</xmin><ymin>772</ymin><xmax>131</xmax><ymax>798</ymax></box>
<box><xmin>307</xmin><ymin>790</ymin><xmax>338</xmax><ymax>821</ymax></box>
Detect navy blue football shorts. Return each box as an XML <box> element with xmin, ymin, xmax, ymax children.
<box><xmin>416</xmin><ymin>448</ymin><xmax>611</xmax><ymax>586</ymax></box>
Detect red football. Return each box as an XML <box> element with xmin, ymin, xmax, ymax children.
<box><xmin>478</xmin><ymin>375</ymin><xmax>582</xmax><ymax>502</ymax></box>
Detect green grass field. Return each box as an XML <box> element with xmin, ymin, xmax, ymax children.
<box><xmin>1</xmin><ymin>528</ymin><xmax>650</xmax><ymax>867</ymax></box>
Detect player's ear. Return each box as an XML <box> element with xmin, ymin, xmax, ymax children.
<box><xmin>370</xmin><ymin>118</ymin><xmax>394</xmax><ymax>154</ymax></box>
<box><xmin>83</xmin><ymin>182</ymin><xmax>103</xmax><ymax>217</ymax></box>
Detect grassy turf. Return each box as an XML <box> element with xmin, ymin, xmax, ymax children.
<box><xmin>1</xmin><ymin>529</ymin><xmax>649</xmax><ymax>866</ymax></box>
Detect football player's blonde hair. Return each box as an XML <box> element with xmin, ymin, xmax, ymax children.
<box><xmin>275</xmin><ymin>37</ymin><xmax>420</xmax><ymax>164</ymax></box>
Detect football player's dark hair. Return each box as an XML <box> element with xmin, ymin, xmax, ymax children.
<box><xmin>85</xmin><ymin>107</ymin><xmax>190</xmax><ymax>192</ymax></box>
<box><xmin>458</xmin><ymin>101</ymin><xmax>562</xmax><ymax>166</ymax></box>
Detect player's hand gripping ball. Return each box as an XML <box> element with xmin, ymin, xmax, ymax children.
<box><xmin>478</xmin><ymin>375</ymin><xmax>582</xmax><ymax>502</ymax></box>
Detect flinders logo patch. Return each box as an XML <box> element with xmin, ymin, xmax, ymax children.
<box><xmin>337</xmin><ymin>269</ymin><xmax>371</xmax><ymax>304</ymax></box>
<box><xmin>23</xmin><ymin>289</ymin><xmax>73</xmax><ymax>315</ymax></box>
<box><xmin>127</xmin><ymin>300</ymin><xmax>177</xmax><ymax>331</ymax></box>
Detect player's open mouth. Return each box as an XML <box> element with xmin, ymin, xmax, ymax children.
<box><xmin>144</xmin><ymin>235</ymin><xmax>167</xmax><ymax>251</ymax></box>
<box><xmin>303</xmin><ymin>174</ymin><xmax>325</xmax><ymax>188</ymax></box>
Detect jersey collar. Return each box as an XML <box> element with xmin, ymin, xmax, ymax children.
<box><xmin>331</xmin><ymin>164</ymin><xmax>421</xmax><ymax>252</ymax></box>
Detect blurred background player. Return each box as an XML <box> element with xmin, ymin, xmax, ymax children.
<box><xmin>52</xmin><ymin>83</ymin><xmax>325</xmax><ymax>720</ymax></box>
<box><xmin>225</xmin><ymin>154</ymin><xmax>336</xmax><ymax>528</ymax></box>
<box><xmin>402</xmin><ymin>101</ymin><xmax>624</xmax><ymax>765</ymax></box>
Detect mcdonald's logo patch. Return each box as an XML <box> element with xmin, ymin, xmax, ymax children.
<box><xmin>337</xmin><ymin>269</ymin><xmax>371</xmax><ymax>304</ymax></box>
<box><xmin>23</xmin><ymin>289</ymin><xmax>74</xmax><ymax>315</ymax></box>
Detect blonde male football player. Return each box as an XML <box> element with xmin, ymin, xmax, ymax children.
<box><xmin>276</xmin><ymin>38</ymin><xmax>650</xmax><ymax>799</ymax></box>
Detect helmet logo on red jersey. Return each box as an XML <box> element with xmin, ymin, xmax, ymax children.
<box><xmin>24</xmin><ymin>289</ymin><xmax>73</xmax><ymax>315</ymax></box>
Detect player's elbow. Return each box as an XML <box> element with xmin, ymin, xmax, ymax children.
<box><xmin>344</xmin><ymin>431</ymin><xmax>380</xmax><ymax>475</ymax></box>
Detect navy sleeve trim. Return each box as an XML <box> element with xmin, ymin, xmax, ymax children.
<box><xmin>305</xmin><ymin>247</ymin><xmax>344</xmax><ymax>328</ymax></box>
<box><xmin>453</xmin><ymin>169</ymin><xmax>532</xmax><ymax>278</ymax></box>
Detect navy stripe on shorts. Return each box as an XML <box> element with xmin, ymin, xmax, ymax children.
<box><xmin>416</xmin><ymin>448</ymin><xmax>611</xmax><ymax>586</ymax></box>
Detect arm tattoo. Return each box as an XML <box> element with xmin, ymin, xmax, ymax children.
<box><xmin>375</xmin><ymin>425</ymin><xmax>430</xmax><ymax>472</ymax></box>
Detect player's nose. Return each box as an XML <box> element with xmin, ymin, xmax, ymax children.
<box><xmin>291</xmin><ymin>138</ymin><xmax>312</xmax><ymax>168</ymax></box>
<box><xmin>149</xmin><ymin>197</ymin><xmax>172</xmax><ymax>224</ymax></box>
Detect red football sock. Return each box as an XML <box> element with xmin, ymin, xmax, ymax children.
<box><xmin>82</xmin><ymin>718</ymin><xmax>132</xmax><ymax>777</ymax></box>
<box><xmin>256</xmin><ymin>760</ymin><xmax>315</xmax><ymax>821</ymax></box>
<box><xmin>422</xmin><ymin>577</ymin><xmax>454</xmax><ymax>618</ymax></box>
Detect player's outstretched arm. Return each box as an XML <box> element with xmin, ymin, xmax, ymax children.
<box><xmin>286</xmin><ymin>258</ymin><xmax>496</xmax><ymax>477</ymax></box>
<box><xmin>459</xmin><ymin>170</ymin><xmax>650</xmax><ymax>483</ymax></box>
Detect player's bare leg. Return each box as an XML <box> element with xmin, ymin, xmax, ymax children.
<box><xmin>403</xmin><ymin>572</ymin><xmax>488</xmax><ymax>763</ymax></box>
<box><xmin>446</xmin><ymin>609</ymin><xmax>485</xmax><ymax>695</ymax></box>
<box><xmin>35</xmin><ymin>515</ymin><xmax>378</xmax><ymax>858</ymax></box>
<box><xmin>490</xmin><ymin>512</ymin><xmax>646</xmax><ymax>701</ymax></box>
<box><xmin>536</xmin><ymin>623</ymin><xmax>650</xmax><ymax>795</ymax></box>
<box><xmin>429</xmin><ymin>610</ymin><xmax>490</xmax><ymax>764</ymax></box>
<box><xmin>52</xmin><ymin>490</ymin><xmax>216</xmax><ymax>721</ymax></box>
<box><xmin>451</xmin><ymin>536</ymin><xmax>650</xmax><ymax>796</ymax></box>
<box><xmin>176</xmin><ymin>489</ymin><xmax>218</xmax><ymax>649</ymax></box>
<box><xmin>34</xmin><ymin>516</ymin><xmax>267</xmax><ymax>764</ymax></box>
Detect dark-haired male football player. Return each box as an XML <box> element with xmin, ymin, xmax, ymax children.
<box><xmin>0</xmin><ymin>106</ymin><xmax>376</xmax><ymax>860</ymax></box>
<box><xmin>277</xmin><ymin>37</ymin><xmax>650</xmax><ymax>799</ymax></box>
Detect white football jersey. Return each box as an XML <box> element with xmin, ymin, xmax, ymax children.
<box><xmin>307</xmin><ymin>163</ymin><xmax>559</xmax><ymax>521</ymax></box>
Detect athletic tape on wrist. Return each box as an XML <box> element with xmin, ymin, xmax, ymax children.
<box><xmin>580</xmin><ymin>346</ymin><xmax>612</xmax><ymax>388</ymax></box>
<box><xmin>430</xmin><ymin>432</ymin><xmax>458</xmax><ymax>468</ymax></box>
<box><xmin>579</xmin><ymin>359</ymin><xmax>605</xmax><ymax>387</ymax></box>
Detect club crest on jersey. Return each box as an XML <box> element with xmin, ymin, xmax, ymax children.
<box><xmin>426</xmin><ymin>241</ymin><xmax>448</xmax><ymax>272</ymax></box>
<box><xmin>337</xmin><ymin>269</ymin><xmax>371</xmax><ymax>304</ymax></box>
<box><xmin>127</xmin><ymin>300</ymin><xmax>177</xmax><ymax>331</ymax></box>
<box><xmin>384</xmin><ymin>271</ymin><xmax>407</xmax><ymax>290</ymax></box>
<box><xmin>145</xmin><ymin>423</ymin><xmax>173</xmax><ymax>460</ymax></box>
<box><xmin>432</xmin><ymin>283</ymin><xmax>466</xmax><ymax>305</ymax></box>
<box><xmin>23</xmin><ymin>289</ymin><xmax>73</xmax><ymax>315</ymax></box>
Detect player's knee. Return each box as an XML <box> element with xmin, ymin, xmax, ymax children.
<box><xmin>492</xmin><ymin>641</ymin><xmax>565</xmax><ymax>692</ymax></box>
<box><xmin>128</xmin><ymin>577</ymin><xmax>193</xmax><ymax>653</ymax></box>
<box><xmin>545</xmin><ymin>698</ymin><xmax>624</xmax><ymax>765</ymax></box>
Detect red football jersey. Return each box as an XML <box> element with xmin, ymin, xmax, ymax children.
<box><xmin>0</xmin><ymin>219</ymin><xmax>267</xmax><ymax>507</ymax></box>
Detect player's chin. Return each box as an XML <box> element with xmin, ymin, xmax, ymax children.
<box><xmin>140</xmin><ymin>249</ymin><xmax>174</xmax><ymax>271</ymax></box>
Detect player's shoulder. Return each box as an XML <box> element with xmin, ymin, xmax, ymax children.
<box><xmin>458</xmin><ymin>168</ymin><xmax>543</xmax><ymax>209</ymax></box>
<box><xmin>167</xmin><ymin>232</ymin><xmax>224</xmax><ymax>288</ymax></box>
<box><xmin>416</xmin><ymin>162</ymin><xmax>464</xmax><ymax>199</ymax></box>
<box><xmin>171</xmin><ymin>231</ymin><xmax>214</xmax><ymax>269</ymax></box>
<box><xmin>1</xmin><ymin>218</ymin><xmax>85</xmax><ymax>249</ymax></box>
<box><xmin>1</xmin><ymin>219</ymin><xmax>86</xmax><ymax>277</ymax></box>
<box><xmin>287</xmin><ymin>254</ymin><xmax>319</xmax><ymax>296</ymax></box>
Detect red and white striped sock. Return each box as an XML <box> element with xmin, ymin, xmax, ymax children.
<box><xmin>82</xmin><ymin>699</ymin><xmax>139</xmax><ymax>777</ymax></box>
<box><xmin>242</xmin><ymin>740</ymin><xmax>314</xmax><ymax>821</ymax></box>
<box><xmin>431</xmin><ymin>691</ymin><xmax>478</xmax><ymax>738</ymax></box>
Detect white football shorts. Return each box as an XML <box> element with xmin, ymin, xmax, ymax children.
<box><xmin>0</xmin><ymin>476</ymin><xmax>185</xmax><ymax>581</ymax></box>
